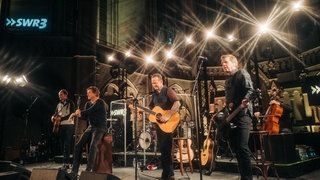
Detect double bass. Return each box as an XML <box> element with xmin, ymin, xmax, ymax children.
<box><xmin>262</xmin><ymin>88</ymin><xmax>283</xmax><ymax>134</ymax></box>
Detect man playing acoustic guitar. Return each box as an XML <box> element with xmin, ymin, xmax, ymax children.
<box><xmin>51</xmin><ymin>89</ymin><xmax>75</xmax><ymax>169</ymax></box>
<box><xmin>149</xmin><ymin>73</ymin><xmax>181</xmax><ymax>180</ymax></box>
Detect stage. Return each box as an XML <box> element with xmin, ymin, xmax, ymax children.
<box><xmin>5</xmin><ymin>159</ymin><xmax>320</xmax><ymax>180</ymax></box>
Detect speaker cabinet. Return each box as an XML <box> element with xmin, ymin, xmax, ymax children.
<box><xmin>79</xmin><ymin>171</ymin><xmax>120</xmax><ymax>180</ymax></box>
<box><xmin>264</xmin><ymin>133</ymin><xmax>300</xmax><ymax>164</ymax></box>
<box><xmin>30</xmin><ymin>168</ymin><xmax>71</xmax><ymax>180</ymax></box>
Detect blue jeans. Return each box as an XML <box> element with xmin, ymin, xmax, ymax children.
<box><xmin>71</xmin><ymin>126</ymin><xmax>106</xmax><ymax>173</ymax></box>
<box><xmin>59</xmin><ymin>124</ymin><xmax>74</xmax><ymax>164</ymax></box>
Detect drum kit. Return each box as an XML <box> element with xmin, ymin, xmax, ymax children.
<box><xmin>136</xmin><ymin>119</ymin><xmax>196</xmax><ymax>152</ymax></box>
<box><xmin>137</xmin><ymin>121</ymin><xmax>157</xmax><ymax>152</ymax></box>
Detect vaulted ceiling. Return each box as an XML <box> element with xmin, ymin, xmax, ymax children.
<box><xmin>96</xmin><ymin>0</ymin><xmax>320</xmax><ymax>83</ymax></box>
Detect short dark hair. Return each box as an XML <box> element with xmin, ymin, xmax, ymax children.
<box><xmin>87</xmin><ymin>86</ymin><xmax>100</xmax><ymax>96</ymax></box>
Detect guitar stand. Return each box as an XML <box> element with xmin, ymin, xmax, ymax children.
<box><xmin>215</xmin><ymin>138</ymin><xmax>235</xmax><ymax>162</ymax></box>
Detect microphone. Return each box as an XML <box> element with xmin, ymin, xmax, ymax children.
<box><xmin>198</xmin><ymin>56</ymin><xmax>208</xmax><ymax>60</ymax></box>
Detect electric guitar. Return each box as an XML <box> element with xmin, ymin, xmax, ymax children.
<box><xmin>126</xmin><ymin>101</ymin><xmax>180</xmax><ymax>133</ymax></box>
<box><xmin>224</xmin><ymin>89</ymin><xmax>261</xmax><ymax>123</ymax></box>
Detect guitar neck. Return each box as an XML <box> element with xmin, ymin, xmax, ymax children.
<box><xmin>205</xmin><ymin>113</ymin><xmax>216</xmax><ymax>139</ymax></box>
<box><xmin>136</xmin><ymin>105</ymin><xmax>156</xmax><ymax>116</ymax></box>
<box><xmin>226</xmin><ymin>105</ymin><xmax>243</xmax><ymax>122</ymax></box>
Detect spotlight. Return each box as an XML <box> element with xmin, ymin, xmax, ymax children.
<box><xmin>205</xmin><ymin>29</ymin><xmax>215</xmax><ymax>39</ymax></box>
<box><xmin>185</xmin><ymin>36</ymin><xmax>193</xmax><ymax>44</ymax></box>
<box><xmin>125</xmin><ymin>50</ymin><xmax>131</xmax><ymax>57</ymax></box>
<box><xmin>292</xmin><ymin>1</ymin><xmax>303</xmax><ymax>11</ymax></box>
<box><xmin>145</xmin><ymin>55</ymin><xmax>154</xmax><ymax>64</ymax></box>
<box><xmin>2</xmin><ymin>75</ymin><xmax>11</xmax><ymax>85</ymax></box>
<box><xmin>14</xmin><ymin>75</ymin><xmax>28</xmax><ymax>87</ymax></box>
<box><xmin>165</xmin><ymin>50</ymin><xmax>174</xmax><ymax>59</ymax></box>
<box><xmin>227</xmin><ymin>34</ymin><xmax>235</xmax><ymax>42</ymax></box>
<box><xmin>107</xmin><ymin>54</ymin><xmax>115</xmax><ymax>61</ymax></box>
<box><xmin>258</xmin><ymin>23</ymin><xmax>270</xmax><ymax>35</ymax></box>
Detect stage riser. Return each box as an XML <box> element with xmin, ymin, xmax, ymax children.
<box><xmin>213</xmin><ymin>157</ymin><xmax>320</xmax><ymax>178</ymax></box>
<box><xmin>79</xmin><ymin>171</ymin><xmax>120</xmax><ymax>180</ymax></box>
<box><xmin>30</xmin><ymin>168</ymin><xmax>71</xmax><ymax>180</ymax></box>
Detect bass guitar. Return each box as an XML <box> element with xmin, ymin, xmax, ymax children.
<box><xmin>224</xmin><ymin>89</ymin><xmax>261</xmax><ymax>123</ymax></box>
<box><xmin>126</xmin><ymin>101</ymin><xmax>180</xmax><ymax>133</ymax></box>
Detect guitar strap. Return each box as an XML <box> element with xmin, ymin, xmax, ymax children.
<box><xmin>55</xmin><ymin>101</ymin><xmax>70</xmax><ymax>120</ymax></box>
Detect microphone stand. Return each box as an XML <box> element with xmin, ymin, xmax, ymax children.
<box><xmin>191</xmin><ymin>58</ymin><xmax>205</xmax><ymax>180</ymax></box>
<box><xmin>131</xmin><ymin>96</ymin><xmax>139</xmax><ymax>180</ymax></box>
<box><xmin>22</xmin><ymin>96</ymin><xmax>39</xmax><ymax>164</ymax></box>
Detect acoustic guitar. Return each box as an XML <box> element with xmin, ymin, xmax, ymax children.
<box><xmin>200</xmin><ymin>113</ymin><xmax>215</xmax><ymax>166</ymax></box>
<box><xmin>127</xmin><ymin>101</ymin><xmax>180</xmax><ymax>133</ymax></box>
<box><xmin>52</xmin><ymin>115</ymin><xmax>61</xmax><ymax>133</ymax></box>
<box><xmin>52</xmin><ymin>102</ymin><xmax>69</xmax><ymax>133</ymax></box>
<box><xmin>176</xmin><ymin>122</ymin><xmax>194</xmax><ymax>163</ymax></box>
<box><xmin>176</xmin><ymin>139</ymin><xmax>194</xmax><ymax>163</ymax></box>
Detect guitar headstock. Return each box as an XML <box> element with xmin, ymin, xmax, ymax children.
<box><xmin>76</xmin><ymin>97</ymin><xmax>81</xmax><ymax>108</ymax></box>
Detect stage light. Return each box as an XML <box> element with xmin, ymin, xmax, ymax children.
<box><xmin>145</xmin><ymin>55</ymin><xmax>154</xmax><ymax>64</ymax></box>
<box><xmin>227</xmin><ymin>34</ymin><xmax>235</xmax><ymax>42</ymax></box>
<box><xmin>185</xmin><ymin>36</ymin><xmax>193</xmax><ymax>44</ymax></box>
<box><xmin>125</xmin><ymin>50</ymin><xmax>131</xmax><ymax>57</ymax></box>
<box><xmin>2</xmin><ymin>75</ymin><xmax>11</xmax><ymax>85</ymax></box>
<box><xmin>292</xmin><ymin>1</ymin><xmax>303</xmax><ymax>11</ymax></box>
<box><xmin>258</xmin><ymin>23</ymin><xmax>271</xmax><ymax>35</ymax></box>
<box><xmin>205</xmin><ymin>29</ymin><xmax>215</xmax><ymax>39</ymax></box>
<box><xmin>108</xmin><ymin>54</ymin><xmax>115</xmax><ymax>61</ymax></box>
<box><xmin>14</xmin><ymin>75</ymin><xmax>28</xmax><ymax>87</ymax></box>
<box><xmin>165</xmin><ymin>50</ymin><xmax>174</xmax><ymax>59</ymax></box>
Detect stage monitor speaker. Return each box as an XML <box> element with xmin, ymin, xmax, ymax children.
<box><xmin>264</xmin><ymin>133</ymin><xmax>300</xmax><ymax>164</ymax></box>
<box><xmin>30</xmin><ymin>168</ymin><xmax>71</xmax><ymax>180</ymax></box>
<box><xmin>79</xmin><ymin>171</ymin><xmax>120</xmax><ymax>180</ymax></box>
<box><xmin>0</xmin><ymin>161</ymin><xmax>31</xmax><ymax>180</ymax></box>
<box><xmin>0</xmin><ymin>171</ymin><xmax>20</xmax><ymax>180</ymax></box>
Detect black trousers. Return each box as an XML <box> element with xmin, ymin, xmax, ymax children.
<box><xmin>157</xmin><ymin>126</ymin><xmax>174</xmax><ymax>179</ymax></box>
<box><xmin>231</xmin><ymin>115</ymin><xmax>253</xmax><ymax>180</ymax></box>
<box><xmin>59</xmin><ymin>124</ymin><xmax>74</xmax><ymax>164</ymax></box>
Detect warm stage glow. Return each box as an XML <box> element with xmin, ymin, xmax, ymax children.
<box><xmin>205</xmin><ymin>29</ymin><xmax>215</xmax><ymax>39</ymax></box>
<box><xmin>1</xmin><ymin>74</ymin><xmax>28</xmax><ymax>87</ymax></box>
<box><xmin>2</xmin><ymin>75</ymin><xmax>11</xmax><ymax>85</ymax></box>
<box><xmin>292</xmin><ymin>1</ymin><xmax>303</xmax><ymax>11</ymax></box>
<box><xmin>185</xmin><ymin>36</ymin><xmax>193</xmax><ymax>44</ymax></box>
<box><xmin>145</xmin><ymin>55</ymin><xmax>154</xmax><ymax>64</ymax></box>
<box><xmin>227</xmin><ymin>34</ymin><xmax>235</xmax><ymax>42</ymax></box>
<box><xmin>258</xmin><ymin>23</ymin><xmax>271</xmax><ymax>35</ymax></box>
<box><xmin>107</xmin><ymin>55</ymin><xmax>115</xmax><ymax>61</ymax></box>
<box><xmin>165</xmin><ymin>50</ymin><xmax>174</xmax><ymax>59</ymax></box>
<box><xmin>14</xmin><ymin>75</ymin><xmax>28</xmax><ymax>87</ymax></box>
<box><xmin>125</xmin><ymin>50</ymin><xmax>131</xmax><ymax>57</ymax></box>
<box><xmin>104</xmin><ymin>0</ymin><xmax>319</xmax><ymax>76</ymax></box>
